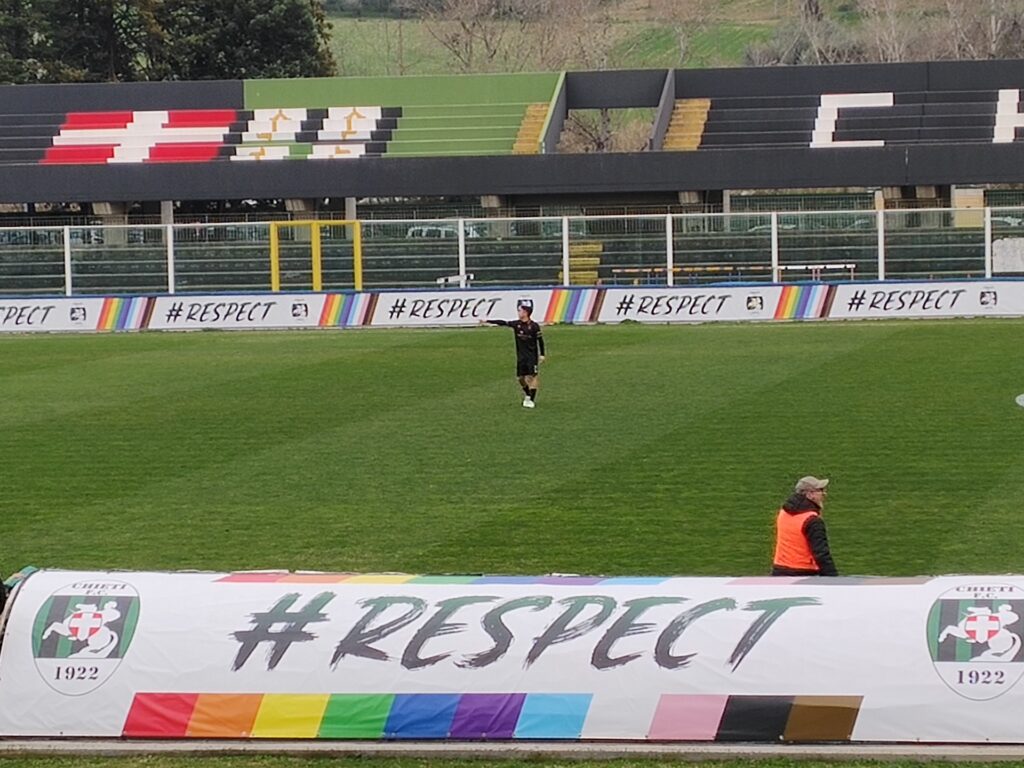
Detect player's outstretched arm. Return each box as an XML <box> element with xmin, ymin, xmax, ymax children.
<box><xmin>480</xmin><ymin>319</ymin><xmax>511</xmax><ymax>326</ymax></box>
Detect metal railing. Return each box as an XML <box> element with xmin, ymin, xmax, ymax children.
<box><xmin>1</xmin><ymin>208</ymin><xmax>1021</xmax><ymax>296</ymax></box>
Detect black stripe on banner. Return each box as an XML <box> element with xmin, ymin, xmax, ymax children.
<box><xmin>308</xmin><ymin>108</ymin><xmax>329</xmax><ymax>121</ymax></box>
<box><xmin>296</xmin><ymin>131</ymin><xmax>319</xmax><ymax>143</ymax></box>
<box><xmin>371</xmin><ymin>129</ymin><xmax>393</xmax><ymax>142</ymax></box>
<box><xmin>365</xmin><ymin>142</ymin><xmax>388</xmax><ymax>154</ymax></box>
<box><xmin>716</xmin><ymin>696</ymin><xmax>794</xmax><ymax>742</ymax></box>
<box><xmin>382</xmin><ymin>106</ymin><xmax>402</xmax><ymax>118</ymax></box>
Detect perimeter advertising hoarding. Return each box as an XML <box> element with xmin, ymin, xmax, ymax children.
<box><xmin>1</xmin><ymin>570</ymin><xmax>1023</xmax><ymax>742</ymax></box>
<box><xmin>0</xmin><ymin>281</ymin><xmax>1021</xmax><ymax>333</ymax></box>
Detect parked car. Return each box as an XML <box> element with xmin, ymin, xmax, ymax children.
<box><xmin>405</xmin><ymin>223</ymin><xmax>486</xmax><ymax>239</ymax></box>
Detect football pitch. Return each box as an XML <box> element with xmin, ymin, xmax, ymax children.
<box><xmin>3</xmin><ymin>319</ymin><xmax>1024</xmax><ymax>577</ymax></box>
<box><xmin>2</xmin><ymin>319</ymin><xmax>1024</xmax><ymax>768</ymax></box>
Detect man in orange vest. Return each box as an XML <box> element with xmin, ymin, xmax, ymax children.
<box><xmin>772</xmin><ymin>475</ymin><xmax>838</xmax><ymax>576</ymax></box>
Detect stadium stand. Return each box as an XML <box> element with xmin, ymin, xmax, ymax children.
<box><xmin>2</xmin><ymin>61</ymin><xmax>1024</xmax><ymax>206</ymax></box>
<box><xmin>0</xmin><ymin>73</ymin><xmax>561</xmax><ymax>165</ymax></box>
<box><xmin>672</xmin><ymin>90</ymin><xmax>1002</xmax><ymax>151</ymax></box>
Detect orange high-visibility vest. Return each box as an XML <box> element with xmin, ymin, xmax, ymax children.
<box><xmin>773</xmin><ymin>509</ymin><xmax>819</xmax><ymax>571</ymax></box>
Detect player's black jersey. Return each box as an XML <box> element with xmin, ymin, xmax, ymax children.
<box><xmin>487</xmin><ymin>319</ymin><xmax>546</xmax><ymax>361</ymax></box>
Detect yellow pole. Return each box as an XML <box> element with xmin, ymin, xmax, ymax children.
<box><xmin>311</xmin><ymin>223</ymin><xmax>323</xmax><ymax>291</ymax></box>
<box><xmin>269</xmin><ymin>222</ymin><xmax>281</xmax><ymax>292</ymax></box>
<box><xmin>352</xmin><ymin>220</ymin><xmax>363</xmax><ymax>291</ymax></box>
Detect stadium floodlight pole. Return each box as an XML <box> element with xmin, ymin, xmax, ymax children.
<box><xmin>561</xmin><ymin>216</ymin><xmax>570</xmax><ymax>287</ymax></box>
<box><xmin>984</xmin><ymin>206</ymin><xmax>993</xmax><ymax>279</ymax></box>
<box><xmin>770</xmin><ymin>212</ymin><xmax>780</xmax><ymax>282</ymax></box>
<box><xmin>458</xmin><ymin>218</ymin><xmax>467</xmax><ymax>288</ymax></box>
<box><xmin>62</xmin><ymin>226</ymin><xmax>73</xmax><ymax>296</ymax></box>
<box><xmin>665</xmin><ymin>213</ymin><xmax>674</xmax><ymax>287</ymax></box>
<box><xmin>877</xmin><ymin>209</ymin><xmax>886</xmax><ymax>280</ymax></box>
<box><xmin>166</xmin><ymin>224</ymin><xmax>176</xmax><ymax>294</ymax></box>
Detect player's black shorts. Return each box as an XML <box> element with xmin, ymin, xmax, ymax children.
<box><xmin>516</xmin><ymin>358</ymin><xmax>539</xmax><ymax>377</ymax></box>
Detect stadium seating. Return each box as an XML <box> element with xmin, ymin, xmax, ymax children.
<box><xmin>0</xmin><ymin>73</ymin><xmax>560</xmax><ymax>165</ymax></box>
<box><xmin>663</xmin><ymin>88</ymin><xmax>1005</xmax><ymax>151</ymax></box>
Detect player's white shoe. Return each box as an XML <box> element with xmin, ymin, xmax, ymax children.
<box><xmin>523</xmin><ymin>398</ymin><xmax>535</xmax><ymax>408</ymax></box>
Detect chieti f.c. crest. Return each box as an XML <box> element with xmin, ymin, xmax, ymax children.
<box><xmin>42</xmin><ymin>601</ymin><xmax>122</xmax><ymax>659</ymax></box>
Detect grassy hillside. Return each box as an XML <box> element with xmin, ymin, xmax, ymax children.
<box><xmin>328</xmin><ymin>0</ymin><xmax>788</xmax><ymax>76</ymax></box>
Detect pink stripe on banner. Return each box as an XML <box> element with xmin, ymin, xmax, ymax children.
<box><xmin>648</xmin><ymin>694</ymin><xmax>728</xmax><ymax>741</ymax></box>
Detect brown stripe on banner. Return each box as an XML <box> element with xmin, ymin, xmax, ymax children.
<box><xmin>783</xmin><ymin>696</ymin><xmax>862</xmax><ymax>742</ymax></box>
<box><xmin>141</xmin><ymin>297</ymin><xmax>156</xmax><ymax>329</ymax></box>
<box><xmin>821</xmin><ymin>285</ymin><xmax>836</xmax><ymax>318</ymax></box>
<box><xmin>589</xmin><ymin>289</ymin><xmax>606</xmax><ymax>322</ymax></box>
<box><xmin>362</xmin><ymin>293</ymin><xmax>379</xmax><ymax>325</ymax></box>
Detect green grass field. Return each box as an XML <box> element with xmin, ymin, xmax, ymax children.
<box><xmin>2</xmin><ymin>319</ymin><xmax>1023</xmax><ymax>768</ymax></box>
<box><xmin>3</xmin><ymin>319</ymin><xmax>1023</xmax><ymax>579</ymax></box>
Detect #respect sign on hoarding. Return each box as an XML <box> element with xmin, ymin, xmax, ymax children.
<box><xmin>3</xmin><ymin>571</ymin><xmax>1024</xmax><ymax>742</ymax></box>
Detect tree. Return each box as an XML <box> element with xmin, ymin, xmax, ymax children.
<box><xmin>0</xmin><ymin>0</ymin><xmax>40</xmax><ymax>82</ymax></box>
<box><xmin>0</xmin><ymin>0</ymin><xmax>336</xmax><ymax>83</ymax></box>
<box><xmin>0</xmin><ymin>0</ymin><xmax>165</xmax><ymax>82</ymax></box>
<box><xmin>943</xmin><ymin>0</ymin><xmax>1024</xmax><ymax>59</ymax></box>
<box><xmin>157</xmin><ymin>0</ymin><xmax>335</xmax><ymax>79</ymax></box>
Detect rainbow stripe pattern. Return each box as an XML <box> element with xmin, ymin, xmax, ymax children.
<box><xmin>121</xmin><ymin>692</ymin><xmax>861</xmax><ymax>741</ymax></box>
<box><xmin>96</xmin><ymin>297</ymin><xmax>154</xmax><ymax>331</ymax></box>
<box><xmin>544</xmin><ymin>288</ymin><xmax>604</xmax><ymax>324</ymax></box>
<box><xmin>318</xmin><ymin>293</ymin><xmax>377</xmax><ymax>327</ymax></box>
<box><xmin>123</xmin><ymin>692</ymin><xmax>593</xmax><ymax>739</ymax></box>
<box><xmin>773</xmin><ymin>285</ymin><xmax>836</xmax><ymax>320</ymax></box>
<box><xmin>217</xmin><ymin>572</ymin><xmax>668</xmax><ymax>585</ymax></box>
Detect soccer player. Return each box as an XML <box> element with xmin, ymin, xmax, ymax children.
<box><xmin>482</xmin><ymin>301</ymin><xmax>546</xmax><ymax>408</ymax></box>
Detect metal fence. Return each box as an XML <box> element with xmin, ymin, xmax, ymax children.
<box><xmin>1</xmin><ymin>208</ymin><xmax>1022</xmax><ymax>296</ymax></box>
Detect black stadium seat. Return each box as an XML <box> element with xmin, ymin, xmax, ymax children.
<box><xmin>665</xmin><ymin>85</ymin><xmax>1011</xmax><ymax>151</ymax></box>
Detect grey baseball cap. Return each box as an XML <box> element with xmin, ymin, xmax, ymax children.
<box><xmin>795</xmin><ymin>476</ymin><xmax>830</xmax><ymax>492</ymax></box>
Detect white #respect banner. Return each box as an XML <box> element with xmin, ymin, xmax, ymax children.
<box><xmin>370</xmin><ymin>289</ymin><xmax>562</xmax><ymax>327</ymax></box>
<box><xmin>148</xmin><ymin>294</ymin><xmax>326</xmax><ymax>330</ymax></box>
<box><xmin>0</xmin><ymin>297</ymin><xmax>109</xmax><ymax>332</ymax></box>
<box><xmin>828</xmin><ymin>282</ymin><xmax>1024</xmax><ymax>319</ymax></box>
<box><xmin>1</xmin><ymin>281</ymin><xmax>1024</xmax><ymax>333</ymax></box>
<box><xmin>3</xmin><ymin>570</ymin><xmax>1024</xmax><ymax>742</ymax></box>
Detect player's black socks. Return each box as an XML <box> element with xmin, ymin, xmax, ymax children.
<box><xmin>528</xmin><ymin>388</ymin><xmax>537</xmax><ymax>402</ymax></box>
<box><xmin>521</xmin><ymin>385</ymin><xmax>530</xmax><ymax>395</ymax></box>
